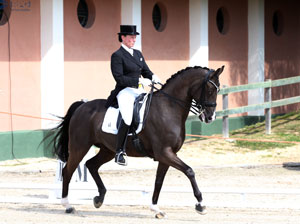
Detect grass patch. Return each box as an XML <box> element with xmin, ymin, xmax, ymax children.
<box><xmin>235</xmin><ymin>140</ymin><xmax>292</xmax><ymax>150</ymax></box>
<box><xmin>231</xmin><ymin>110</ymin><xmax>300</xmax><ymax>150</ymax></box>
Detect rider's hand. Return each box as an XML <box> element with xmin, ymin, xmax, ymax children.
<box><xmin>152</xmin><ymin>74</ymin><xmax>161</xmax><ymax>84</ymax></box>
<box><xmin>139</xmin><ymin>78</ymin><xmax>152</xmax><ymax>87</ymax></box>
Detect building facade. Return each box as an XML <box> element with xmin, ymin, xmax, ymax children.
<box><xmin>0</xmin><ymin>0</ymin><xmax>299</xmax><ymax>132</ymax></box>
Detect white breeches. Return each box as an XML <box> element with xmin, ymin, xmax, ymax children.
<box><xmin>117</xmin><ymin>87</ymin><xmax>145</xmax><ymax>126</ymax></box>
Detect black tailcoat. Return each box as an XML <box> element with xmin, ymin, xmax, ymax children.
<box><xmin>105</xmin><ymin>47</ymin><xmax>153</xmax><ymax>108</ymax></box>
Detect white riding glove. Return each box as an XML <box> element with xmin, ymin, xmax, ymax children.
<box><xmin>139</xmin><ymin>78</ymin><xmax>152</xmax><ymax>87</ymax></box>
<box><xmin>152</xmin><ymin>74</ymin><xmax>161</xmax><ymax>84</ymax></box>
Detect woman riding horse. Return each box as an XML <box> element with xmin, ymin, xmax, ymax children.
<box><xmin>49</xmin><ymin>42</ymin><xmax>224</xmax><ymax>217</ymax></box>
<box><xmin>107</xmin><ymin>25</ymin><xmax>161</xmax><ymax>166</ymax></box>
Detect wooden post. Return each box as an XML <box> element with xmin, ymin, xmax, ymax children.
<box><xmin>265</xmin><ymin>80</ymin><xmax>272</xmax><ymax>134</ymax></box>
<box><xmin>222</xmin><ymin>85</ymin><xmax>229</xmax><ymax>138</ymax></box>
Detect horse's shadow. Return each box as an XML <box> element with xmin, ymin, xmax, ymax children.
<box><xmin>10</xmin><ymin>204</ymin><xmax>148</xmax><ymax>218</ymax></box>
<box><xmin>9</xmin><ymin>204</ymin><xmax>200</xmax><ymax>222</ymax></box>
<box><xmin>282</xmin><ymin>162</ymin><xmax>300</xmax><ymax>171</ymax></box>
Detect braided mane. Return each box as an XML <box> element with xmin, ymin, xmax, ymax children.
<box><xmin>160</xmin><ymin>66</ymin><xmax>211</xmax><ymax>90</ymax></box>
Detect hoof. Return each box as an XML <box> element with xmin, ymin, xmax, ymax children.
<box><xmin>195</xmin><ymin>203</ymin><xmax>207</xmax><ymax>215</ymax></box>
<box><xmin>155</xmin><ymin>212</ymin><xmax>167</xmax><ymax>219</ymax></box>
<box><xmin>150</xmin><ymin>204</ymin><xmax>167</xmax><ymax>219</ymax></box>
<box><xmin>93</xmin><ymin>196</ymin><xmax>103</xmax><ymax>208</ymax></box>
<box><xmin>65</xmin><ymin>207</ymin><xmax>75</xmax><ymax>214</ymax></box>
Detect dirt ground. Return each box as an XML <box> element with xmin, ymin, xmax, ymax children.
<box><xmin>0</xmin><ymin>139</ymin><xmax>300</xmax><ymax>224</ymax></box>
<box><xmin>0</xmin><ymin>203</ymin><xmax>299</xmax><ymax>224</ymax></box>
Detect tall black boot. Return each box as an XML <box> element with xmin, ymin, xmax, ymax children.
<box><xmin>115</xmin><ymin>120</ymin><xmax>130</xmax><ymax>166</ymax></box>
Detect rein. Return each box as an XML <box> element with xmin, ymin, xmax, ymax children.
<box><xmin>151</xmin><ymin>83</ymin><xmax>200</xmax><ymax>115</ymax></box>
<box><xmin>151</xmin><ymin>82</ymin><xmax>198</xmax><ymax>114</ymax></box>
<box><xmin>150</xmin><ymin>70</ymin><xmax>219</xmax><ymax>116</ymax></box>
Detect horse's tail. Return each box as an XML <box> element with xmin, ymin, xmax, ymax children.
<box><xmin>52</xmin><ymin>101</ymin><xmax>85</xmax><ymax>162</ymax></box>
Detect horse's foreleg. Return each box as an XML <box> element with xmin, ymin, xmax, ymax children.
<box><xmin>185</xmin><ymin>167</ymin><xmax>206</xmax><ymax>214</ymax></box>
<box><xmin>157</xmin><ymin>147</ymin><xmax>206</xmax><ymax>215</ymax></box>
<box><xmin>150</xmin><ymin>162</ymin><xmax>169</xmax><ymax>218</ymax></box>
<box><xmin>86</xmin><ymin>147</ymin><xmax>115</xmax><ymax>208</ymax></box>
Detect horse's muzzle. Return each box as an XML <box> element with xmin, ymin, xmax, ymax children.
<box><xmin>199</xmin><ymin>111</ymin><xmax>216</xmax><ymax>123</ymax></box>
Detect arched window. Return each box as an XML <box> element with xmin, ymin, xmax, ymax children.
<box><xmin>77</xmin><ymin>0</ymin><xmax>95</xmax><ymax>29</ymax></box>
<box><xmin>216</xmin><ymin>7</ymin><xmax>229</xmax><ymax>35</ymax></box>
<box><xmin>272</xmin><ymin>10</ymin><xmax>283</xmax><ymax>36</ymax></box>
<box><xmin>0</xmin><ymin>7</ymin><xmax>3</xmax><ymax>22</ymax></box>
<box><xmin>0</xmin><ymin>0</ymin><xmax>11</xmax><ymax>26</ymax></box>
<box><xmin>152</xmin><ymin>3</ymin><xmax>167</xmax><ymax>32</ymax></box>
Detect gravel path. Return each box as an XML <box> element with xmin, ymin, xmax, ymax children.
<box><xmin>1</xmin><ymin>139</ymin><xmax>300</xmax><ymax>223</ymax></box>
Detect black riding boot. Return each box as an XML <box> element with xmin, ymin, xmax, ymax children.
<box><xmin>115</xmin><ymin>120</ymin><xmax>130</xmax><ymax>166</ymax></box>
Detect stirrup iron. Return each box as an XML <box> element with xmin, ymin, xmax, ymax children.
<box><xmin>115</xmin><ymin>151</ymin><xmax>128</xmax><ymax>166</ymax></box>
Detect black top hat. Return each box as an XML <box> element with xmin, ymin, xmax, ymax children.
<box><xmin>118</xmin><ymin>25</ymin><xmax>140</xmax><ymax>35</ymax></box>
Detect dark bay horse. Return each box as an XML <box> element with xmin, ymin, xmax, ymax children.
<box><xmin>51</xmin><ymin>65</ymin><xmax>224</xmax><ymax>217</ymax></box>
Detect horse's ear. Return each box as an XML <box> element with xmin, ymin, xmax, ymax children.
<box><xmin>209</xmin><ymin>65</ymin><xmax>224</xmax><ymax>79</ymax></box>
<box><xmin>215</xmin><ymin>65</ymin><xmax>225</xmax><ymax>77</ymax></box>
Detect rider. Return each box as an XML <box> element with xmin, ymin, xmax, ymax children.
<box><xmin>105</xmin><ymin>25</ymin><xmax>161</xmax><ymax>166</ymax></box>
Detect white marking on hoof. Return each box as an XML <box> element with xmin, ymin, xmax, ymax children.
<box><xmin>150</xmin><ymin>204</ymin><xmax>161</xmax><ymax>213</ymax></box>
<box><xmin>150</xmin><ymin>204</ymin><xmax>167</xmax><ymax>219</ymax></box>
<box><xmin>61</xmin><ymin>197</ymin><xmax>72</xmax><ymax>210</ymax></box>
<box><xmin>195</xmin><ymin>202</ymin><xmax>207</xmax><ymax>215</ymax></box>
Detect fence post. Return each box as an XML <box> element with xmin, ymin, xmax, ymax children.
<box><xmin>265</xmin><ymin>80</ymin><xmax>272</xmax><ymax>134</ymax></box>
<box><xmin>222</xmin><ymin>85</ymin><xmax>229</xmax><ymax>138</ymax></box>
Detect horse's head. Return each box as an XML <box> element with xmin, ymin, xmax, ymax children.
<box><xmin>191</xmin><ymin>66</ymin><xmax>224</xmax><ymax>123</ymax></box>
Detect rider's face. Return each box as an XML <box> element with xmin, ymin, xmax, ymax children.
<box><xmin>121</xmin><ymin>35</ymin><xmax>136</xmax><ymax>48</ymax></box>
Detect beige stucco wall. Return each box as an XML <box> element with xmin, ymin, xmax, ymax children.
<box><xmin>0</xmin><ymin>0</ymin><xmax>41</xmax><ymax>131</ymax></box>
<box><xmin>1</xmin><ymin>0</ymin><xmax>299</xmax><ymax>132</ymax></box>
<box><xmin>64</xmin><ymin>0</ymin><xmax>191</xmax><ymax>109</ymax></box>
<box><xmin>142</xmin><ymin>0</ymin><xmax>190</xmax><ymax>83</ymax></box>
<box><xmin>265</xmin><ymin>0</ymin><xmax>300</xmax><ymax>114</ymax></box>
<box><xmin>209</xmin><ymin>0</ymin><xmax>248</xmax><ymax>113</ymax></box>
<box><xmin>64</xmin><ymin>0</ymin><xmax>121</xmax><ymax>110</ymax></box>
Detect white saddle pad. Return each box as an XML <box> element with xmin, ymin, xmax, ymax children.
<box><xmin>101</xmin><ymin>96</ymin><xmax>148</xmax><ymax>135</ymax></box>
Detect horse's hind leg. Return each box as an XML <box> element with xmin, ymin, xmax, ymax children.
<box><xmin>61</xmin><ymin>147</ymin><xmax>89</xmax><ymax>213</ymax></box>
<box><xmin>86</xmin><ymin>146</ymin><xmax>115</xmax><ymax>208</ymax></box>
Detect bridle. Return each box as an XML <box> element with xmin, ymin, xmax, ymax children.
<box><xmin>150</xmin><ymin>70</ymin><xmax>220</xmax><ymax>116</ymax></box>
<box><xmin>191</xmin><ymin>70</ymin><xmax>220</xmax><ymax>115</ymax></box>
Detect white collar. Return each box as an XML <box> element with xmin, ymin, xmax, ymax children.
<box><xmin>121</xmin><ymin>43</ymin><xmax>134</xmax><ymax>56</ymax></box>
